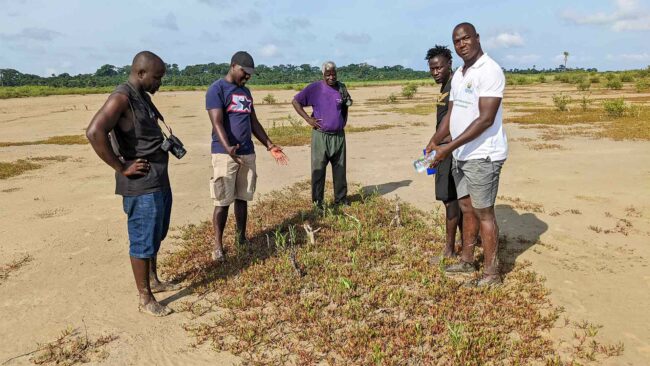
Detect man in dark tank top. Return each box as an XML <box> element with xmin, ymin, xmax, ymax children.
<box><xmin>86</xmin><ymin>51</ymin><xmax>179</xmax><ymax>316</ymax></box>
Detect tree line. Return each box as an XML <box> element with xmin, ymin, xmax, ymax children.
<box><xmin>0</xmin><ymin>63</ymin><xmax>432</xmax><ymax>88</ymax></box>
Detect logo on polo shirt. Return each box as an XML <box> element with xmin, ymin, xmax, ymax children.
<box><xmin>227</xmin><ymin>94</ymin><xmax>253</xmax><ymax>113</ymax></box>
<box><xmin>465</xmin><ymin>81</ymin><xmax>473</xmax><ymax>93</ymax></box>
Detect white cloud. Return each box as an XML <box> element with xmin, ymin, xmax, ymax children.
<box><xmin>201</xmin><ymin>31</ymin><xmax>220</xmax><ymax>43</ymax></box>
<box><xmin>562</xmin><ymin>0</ymin><xmax>650</xmax><ymax>31</ymax></box>
<box><xmin>608</xmin><ymin>53</ymin><xmax>650</xmax><ymax>61</ymax></box>
<box><xmin>363</xmin><ymin>58</ymin><xmax>379</xmax><ymax>66</ymax></box>
<box><xmin>274</xmin><ymin>17</ymin><xmax>311</xmax><ymax>31</ymax></box>
<box><xmin>0</xmin><ymin>27</ymin><xmax>62</xmax><ymax>41</ymax></box>
<box><xmin>260</xmin><ymin>44</ymin><xmax>279</xmax><ymax>57</ymax></box>
<box><xmin>486</xmin><ymin>32</ymin><xmax>525</xmax><ymax>49</ymax></box>
<box><xmin>154</xmin><ymin>13</ymin><xmax>179</xmax><ymax>31</ymax></box>
<box><xmin>335</xmin><ymin>32</ymin><xmax>371</xmax><ymax>44</ymax></box>
<box><xmin>224</xmin><ymin>10</ymin><xmax>261</xmax><ymax>27</ymax></box>
<box><xmin>504</xmin><ymin>54</ymin><xmax>540</xmax><ymax>63</ymax></box>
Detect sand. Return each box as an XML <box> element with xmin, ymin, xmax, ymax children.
<box><xmin>1</xmin><ymin>84</ymin><xmax>649</xmax><ymax>365</ymax></box>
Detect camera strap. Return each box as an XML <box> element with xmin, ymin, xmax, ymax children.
<box><xmin>125</xmin><ymin>82</ymin><xmax>173</xmax><ymax>137</ymax></box>
<box><xmin>337</xmin><ymin>81</ymin><xmax>351</xmax><ymax>123</ymax></box>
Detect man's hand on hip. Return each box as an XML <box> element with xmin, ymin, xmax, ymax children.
<box><xmin>306</xmin><ymin>117</ymin><xmax>322</xmax><ymax>129</ymax></box>
<box><xmin>121</xmin><ymin>158</ymin><xmax>150</xmax><ymax>177</ymax></box>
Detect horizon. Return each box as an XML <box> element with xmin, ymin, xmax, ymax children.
<box><xmin>1</xmin><ymin>0</ymin><xmax>650</xmax><ymax>76</ymax></box>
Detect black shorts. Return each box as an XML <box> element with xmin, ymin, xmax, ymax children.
<box><xmin>435</xmin><ymin>154</ymin><xmax>458</xmax><ymax>203</ymax></box>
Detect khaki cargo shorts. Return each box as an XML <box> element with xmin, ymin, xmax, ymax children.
<box><xmin>210</xmin><ymin>153</ymin><xmax>257</xmax><ymax>206</ymax></box>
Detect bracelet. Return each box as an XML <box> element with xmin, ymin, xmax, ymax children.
<box><xmin>266</xmin><ymin>144</ymin><xmax>276</xmax><ymax>151</ymax></box>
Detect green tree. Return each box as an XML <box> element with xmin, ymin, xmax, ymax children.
<box><xmin>95</xmin><ymin>64</ymin><xmax>118</xmax><ymax>77</ymax></box>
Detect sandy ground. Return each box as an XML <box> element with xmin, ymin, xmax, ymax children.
<box><xmin>1</xmin><ymin>84</ymin><xmax>649</xmax><ymax>365</ymax></box>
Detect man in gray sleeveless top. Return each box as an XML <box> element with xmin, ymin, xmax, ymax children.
<box><xmin>86</xmin><ymin>51</ymin><xmax>178</xmax><ymax>316</ymax></box>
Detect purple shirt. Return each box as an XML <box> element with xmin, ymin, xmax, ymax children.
<box><xmin>294</xmin><ymin>80</ymin><xmax>346</xmax><ymax>132</ymax></box>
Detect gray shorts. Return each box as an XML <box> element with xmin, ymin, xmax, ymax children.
<box><xmin>452</xmin><ymin>157</ymin><xmax>505</xmax><ymax>209</ymax></box>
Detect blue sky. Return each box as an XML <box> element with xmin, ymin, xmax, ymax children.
<box><xmin>1</xmin><ymin>0</ymin><xmax>649</xmax><ymax>76</ymax></box>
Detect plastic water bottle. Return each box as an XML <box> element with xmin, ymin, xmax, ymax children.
<box><xmin>413</xmin><ymin>150</ymin><xmax>437</xmax><ymax>174</ymax></box>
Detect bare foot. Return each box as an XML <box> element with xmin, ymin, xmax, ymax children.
<box><xmin>138</xmin><ymin>300</ymin><xmax>173</xmax><ymax>317</ymax></box>
<box><xmin>150</xmin><ymin>280</ymin><xmax>182</xmax><ymax>293</ymax></box>
<box><xmin>211</xmin><ymin>248</ymin><xmax>225</xmax><ymax>262</ymax></box>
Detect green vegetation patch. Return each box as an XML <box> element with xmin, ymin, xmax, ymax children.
<box><xmin>507</xmin><ymin>104</ymin><xmax>650</xmax><ymax>140</ymax></box>
<box><xmin>384</xmin><ymin>103</ymin><xmax>435</xmax><ymax>115</ymax></box>
<box><xmin>507</xmin><ymin>108</ymin><xmax>605</xmax><ymax>125</ymax></box>
<box><xmin>0</xmin><ymin>135</ymin><xmax>87</xmax><ymax>147</ymax></box>
<box><xmin>267</xmin><ymin>124</ymin><xmax>313</xmax><ymax>147</ymax></box>
<box><xmin>267</xmin><ymin>116</ymin><xmax>396</xmax><ymax>146</ymax></box>
<box><xmin>0</xmin><ymin>159</ymin><xmax>41</xmax><ymax>179</ymax></box>
<box><xmin>161</xmin><ymin>182</ymin><xmax>621</xmax><ymax>365</ymax></box>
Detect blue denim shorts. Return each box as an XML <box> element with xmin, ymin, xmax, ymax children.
<box><xmin>122</xmin><ymin>188</ymin><xmax>172</xmax><ymax>259</ymax></box>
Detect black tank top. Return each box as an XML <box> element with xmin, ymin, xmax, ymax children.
<box><xmin>112</xmin><ymin>83</ymin><xmax>170</xmax><ymax>196</ymax></box>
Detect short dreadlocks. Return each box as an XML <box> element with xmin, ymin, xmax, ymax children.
<box><xmin>425</xmin><ymin>45</ymin><xmax>452</xmax><ymax>61</ymax></box>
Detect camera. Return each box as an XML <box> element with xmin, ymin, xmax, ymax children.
<box><xmin>160</xmin><ymin>134</ymin><xmax>187</xmax><ymax>159</ymax></box>
<box><xmin>337</xmin><ymin>82</ymin><xmax>353</xmax><ymax>107</ymax></box>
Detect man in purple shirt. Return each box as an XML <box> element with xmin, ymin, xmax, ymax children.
<box><xmin>292</xmin><ymin>61</ymin><xmax>352</xmax><ymax>207</ymax></box>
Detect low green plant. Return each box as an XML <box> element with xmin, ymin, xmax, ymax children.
<box><xmin>386</xmin><ymin>93</ymin><xmax>398</xmax><ymax>103</ymax></box>
<box><xmin>590</xmin><ymin>76</ymin><xmax>601</xmax><ymax>83</ymax></box>
<box><xmin>537</xmin><ymin>75</ymin><xmax>547</xmax><ymax>83</ymax></box>
<box><xmin>579</xmin><ymin>94</ymin><xmax>592</xmax><ymax>111</ymax></box>
<box><xmin>160</xmin><ymin>182</ymin><xmax>623</xmax><ymax>365</ymax></box>
<box><xmin>401</xmin><ymin>83</ymin><xmax>418</xmax><ymax>99</ymax></box>
<box><xmin>620</xmin><ymin>74</ymin><xmax>634</xmax><ymax>82</ymax></box>
<box><xmin>552</xmin><ymin>93</ymin><xmax>572</xmax><ymax>111</ymax></box>
<box><xmin>606</xmin><ymin>78</ymin><xmax>623</xmax><ymax>90</ymax></box>
<box><xmin>635</xmin><ymin>78</ymin><xmax>650</xmax><ymax>93</ymax></box>
<box><xmin>603</xmin><ymin>98</ymin><xmax>626</xmax><ymax>118</ymax></box>
<box><xmin>577</xmin><ymin>80</ymin><xmax>591</xmax><ymax>91</ymax></box>
<box><xmin>261</xmin><ymin>93</ymin><xmax>277</xmax><ymax>104</ymax></box>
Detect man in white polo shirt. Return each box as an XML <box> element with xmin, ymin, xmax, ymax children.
<box><xmin>426</xmin><ymin>22</ymin><xmax>508</xmax><ymax>287</ymax></box>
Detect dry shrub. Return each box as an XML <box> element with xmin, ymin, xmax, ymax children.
<box><xmin>268</xmin><ymin>116</ymin><xmax>395</xmax><ymax>147</ymax></box>
<box><xmin>0</xmin><ymin>135</ymin><xmax>87</xmax><ymax>147</ymax></box>
<box><xmin>507</xmin><ymin>105</ymin><xmax>650</xmax><ymax>141</ymax></box>
<box><xmin>0</xmin><ymin>254</ymin><xmax>32</xmax><ymax>283</ymax></box>
<box><xmin>159</xmin><ymin>182</ymin><xmax>621</xmax><ymax>365</ymax></box>
<box><xmin>498</xmin><ymin>195</ymin><xmax>545</xmax><ymax>213</ymax></box>
<box><xmin>527</xmin><ymin>143</ymin><xmax>564</xmax><ymax>151</ymax></box>
<box><xmin>385</xmin><ymin>103</ymin><xmax>435</xmax><ymax>115</ymax></box>
<box><xmin>0</xmin><ymin>159</ymin><xmax>41</xmax><ymax>179</ymax></box>
<box><xmin>625</xmin><ymin>206</ymin><xmax>642</xmax><ymax>218</ymax></box>
<box><xmin>28</xmin><ymin>327</ymin><xmax>117</xmax><ymax>365</ymax></box>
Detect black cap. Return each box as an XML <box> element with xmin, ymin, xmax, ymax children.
<box><xmin>231</xmin><ymin>51</ymin><xmax>255</xmax><ymax>74</ymax></box>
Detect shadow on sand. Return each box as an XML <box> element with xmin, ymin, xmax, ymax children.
<box><xmin>361</xmin><ymin>180</ymin><xmax>412</xmax><ymax>196</ymax></box>
<box><xmin>495</xmin><ymin>204</ymin><xmax>548</xmax><ymax>274</ymax></box>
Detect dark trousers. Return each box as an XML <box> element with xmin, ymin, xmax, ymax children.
<box><xmin>311</xmin><ymin>129</ymin><xmax>347</xmax><ymax>205</ymax></box>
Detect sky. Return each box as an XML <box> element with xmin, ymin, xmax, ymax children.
<box><xmin>1</xmin><ymin>0</ymin><xmax>649</xmax><ymax>76</ymax></box>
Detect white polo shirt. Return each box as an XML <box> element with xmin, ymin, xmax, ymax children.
<box><xmin>449</xmin><ymin>54</ymin><xmax>508</xmax><ymax>161</ymax></box>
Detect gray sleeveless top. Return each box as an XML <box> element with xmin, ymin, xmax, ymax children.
<box><xmin>112</xmin><ymin>83</ymin><xmax>170</xmax><ymax>196</ymax></box>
